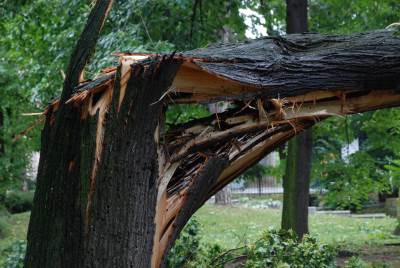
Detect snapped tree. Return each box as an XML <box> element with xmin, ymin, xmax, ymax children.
<box><xmin>25</xmin><ymin>2</ymin><xmax>400</xmax><ymax>268</ymax></box>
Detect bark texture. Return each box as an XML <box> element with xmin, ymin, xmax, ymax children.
<box><xmin>281</xmin><ymin>130</ymin><xmax>312</xmax><ymax>236</ymax></box>
<box><xmin>25</xmin><ymin>1</ymin><xmax>113</xmax><ymax>267</ymax></box>
<box><xmin>83</xmin><ymin>58</ymin><xmax>181</xmax><ymax>267</ymax></box>
<box><xmin>182</xmin><ymin>30</ymin><xmax>400</xmax><ymax>101</ymax></box>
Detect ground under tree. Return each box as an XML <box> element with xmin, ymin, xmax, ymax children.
<box><xmin>24</xmin><ymin>3</ymin><xmax>400</xmax><ymax>267</ymax></box>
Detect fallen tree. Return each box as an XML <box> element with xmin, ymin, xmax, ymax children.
<box><xmin>24</xmin><ymin>3</ymin><xmax>400</xmax><ymax>267</ymax></box>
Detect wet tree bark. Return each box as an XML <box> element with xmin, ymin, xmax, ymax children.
<box><xmin>83</xmin><ymin>59</ymin><xmax>181</xmax><ymax>267</ymax></box>
<box><xmin>24</xmin><ymin>1</ymin><xmax>114</xmax><ymax>267</ymax></box>
<box><xmin>281</xmin><ymin>0</ymin><xmax>312</xmax><ymax>238</ymax></box>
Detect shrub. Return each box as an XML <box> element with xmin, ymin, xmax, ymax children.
<box><xmin>4</xmin><ymin>191</ymin><xmax>34</xmax><ymax>214</ymax></box>
<box><xmin>168</xmin><ymin>221</ymin><xmax>337</xmax><ymax>268</ymax></box>
<box><xmin>4</xmin><ymin>240</ymin><xmax>26</xmax><ymax>268</ymax></box>
<box><xmin>226</xmin><ymin>229</ymin><xmax>337</xmax><ymax>268</ymax></box>
<box><xmin>167</xmin><ymin>218</ymin><xmax>202</xmax><ymax>267</ymax></box>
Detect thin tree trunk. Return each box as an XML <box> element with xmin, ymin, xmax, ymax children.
<box><xmin>281</xmin><ymin>0</ymin><xmax>312</xmax><ymax>238</ymax></box>
<box><xmin>282</xmin><ymin>131</ymin><xmax>312</xmax><ymax>236</ymax></box>
<box><xmin>215</xmin><ymin>186</ymin><xmax>232</xmax><ymax>205</ymax></box>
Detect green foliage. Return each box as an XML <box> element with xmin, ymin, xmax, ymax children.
<box><xmin>344</xmin><ymin>256</ymin><xmax>368</xmax><ymax>268</ymax></box>
<box><xmin>242</xmin><ymin>229</ymin><xmax>337</xmax><ymax>268</ymax></box>
<box><xmin>167</xmin><ymin>218</ymin><xmax>202</xmax><ymax>267</ymax></box>
<box><xmin>309</xmin><ymin>0</ymin><xmax>400</xmax><ymax>34</ymax></box>
<box><xmin>313</xmin><ymin>109</ymin><xmax>400</xmax><ymax>210</ymax></box>
<box><xmin>238</xmin><ymin>158</ymin><xmax>285</xmax><ymax>187</ymax></box>
<box><xmin>239</xmin><ymin>164</ymin><xmax>269</xmax><ymax>186</ymax></box>
<box><xmin>306</xmin><ymin>0</ymin><xmax>400</xmax><ymax>208</ymax></box>
<box><xmin>167</xmin><ymin>217</ymin><xmax>225</xmax><ymax>268</ymax></box>
<box><xmin>0</xmin><ymin>1</ymin><xmax>91</xmax><ymax>187</ymax></box>
<box><xmin>4</xmin><ymin>191</ymin><xmax>34</xmax><ymax>214</ymax></box>
<box><xmin>166</xmin><ymin>104</ymin><xmax>210</xmax><ymax>127</ymax></box>
<box><xmin>317</xmin><ymin>152</ymin><xmax>386</xmax><ymax>211</ymax></box>
<box><xmin>344</xmin><ymin>256</ymin><xmax>389</xmax><ymax>268</ymax></box>
<box><xmin>384</xmin><ymin>159</ymin><xmax>400</xmax><ymax>189</ymax></box>
<box><xmin>89</xmin><ymin>0</ymin><xmax>248</xmax><ymax>74</ymax></box>
<box><xmin>168</xmin><ymin>219</ymin><xmax>337</xmax><ymax>268</ymax></box>
<box><xmin>3</xmin><ymin>240</ymin><xmax>26</xmax><ymax>268</ymax></box>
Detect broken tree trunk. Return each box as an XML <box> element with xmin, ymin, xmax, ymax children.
<box><xmin>26</xmin><ymin>24</ymin><xmax>400</xmax><ymax>268</ymax></box>
<box><xmin>24</xmin><ymin>0</ymin><xmax>114</xmax><ymax>267</ymax></box>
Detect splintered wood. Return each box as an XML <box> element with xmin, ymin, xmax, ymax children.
<box><xmin>46</xmin><ymin>29</ymin><xmax>400</xmax><ymax>267</ymax></box>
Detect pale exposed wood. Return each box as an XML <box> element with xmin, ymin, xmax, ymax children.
<box><xmin>85</xmin><ymin>82</ymin><xmax>114</xmax><ymax>232</ymax></box>
<box><xmin>117</xmin><ymin>57</ymin><xmax>133</xmax><ymax>111</ymax></box>
<box><xmin>171</xmin><ymin>62</ymin><xmax>259</xmax><ymax>96</ymax></box>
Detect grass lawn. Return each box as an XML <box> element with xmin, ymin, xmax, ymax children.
<box><xmin>195</xmin><ymin>204</ymin><xmax>400</xmax><ymax>267</ymax></box>
<box><xmin>195</xmin><ymin>204</ymin><xmax>399</xmax><ymax>249</ymax></box>
<box><xmin>1</xmin><ymin>205</ymin><xmax>399</xmax><ymax>266</ymax></box>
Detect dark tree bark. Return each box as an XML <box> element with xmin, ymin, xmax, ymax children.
<box><xmin>281</xmin><ymin>130</ymin><xmax>312</xmax><ymax>236</ymax></box>
<box><xmin>286</xmin><ymin>0</ymin><xmax>308</xmax><ymax>33</ymax></box>
<box><xmin>25</xmin><ymin>1</ymin><xmax>113</xmax><ymax>267</ymax></box>
<box><xmin>83</xmin><ymin>58</ymin><xmax>181</xmax><ymax>267</ymax></box>
<box><xmin>281</xmin><ymin>0</ymin><xmax>311</xmax><ymax>238</ymax></box>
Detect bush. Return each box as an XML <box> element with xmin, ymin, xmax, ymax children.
<box><xmin>4</xmin><ymin>191</ymin><xmax>34</xmax><ymax>214</ymax></box>
<box><xmin>220</xmin><ymin>229</ymin><xmax>337</xmax><ymax>268</ymax></box>
<box><xmin>167</xmin><ymin>218</ymin><xmax>202</xmax><ymax>267</ymax></box>
<box><xmin>168</xmin><ymin>220</ymin><xmax>337</xmax><ymax>268</ymax></box>
<box><xmin>4</xmin><ymin>240</ymin><xmax>26</xmax><ymax>268</ymax></box>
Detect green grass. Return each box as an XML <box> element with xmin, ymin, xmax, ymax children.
<box><xmin>195</xmin><ymin>204</ymin><xmax>399</xmax><ymax>251</ymax></box>
<box><xmin>0</xmin><ymin>205</ymin><xmax>399</xmax><ymax>266</ymax></box>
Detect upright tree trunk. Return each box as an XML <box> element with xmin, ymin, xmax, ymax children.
<box><xmin>281</xmin><ymin>131</ymin><xmax>312</xmax><ymax>236</ymax></box>
<box><xmin>281</xmin><ymin>0</ymin><xmax>312</xmax><ymax>238</ymax></box>
<box><xmin>215</xmin><ymin>186</ymin><xmax>232</xmax><ymax>204</ymax></box>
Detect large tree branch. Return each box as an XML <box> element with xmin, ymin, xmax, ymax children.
<box><xmin>54</xmin><ymin>28</ymin><xmax>400</xmax><ymax>107</ymax></box>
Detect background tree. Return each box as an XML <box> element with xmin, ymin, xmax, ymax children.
<box><xmin>281</xmin><ymin>0</ymin><xmax>312</xmax><ymax>238</ymax></box>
